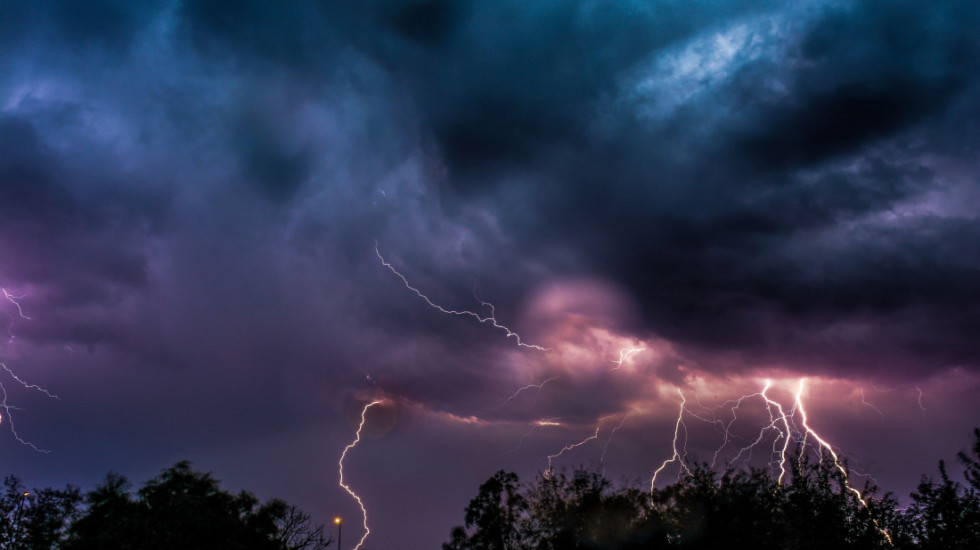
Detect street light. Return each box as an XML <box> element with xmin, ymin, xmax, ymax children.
<box><xmin>334</xmin><ymin>517</ymin><xmax>342</xmax><ymax>550</ymax></box>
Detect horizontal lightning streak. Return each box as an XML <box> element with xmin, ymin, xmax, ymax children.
<box><xmin>504</xmin><ymin>419</ymin><xmax>561</xmax><ymax>455</ymax></box>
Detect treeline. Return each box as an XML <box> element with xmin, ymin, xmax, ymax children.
<box><xmin>445</xmin><ymin>429</ymin><xmax>980</xmax><ymax>550</ymax></box>
<box><xmin>0</xmin><ymin>461</ymin><xmax>330</xmax><ymax>550</ymax></box>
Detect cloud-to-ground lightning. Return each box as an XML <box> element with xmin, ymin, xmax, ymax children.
<box><xmin>375</xmin><ymin>242</ymin><xmax>895</xmax><ymax>546</ymax></box>
<box><xmin>641</xmin><ymin>379</ymin><xmax>892</xmax><ymax>544</ymax></box>
<box><xmin>650</xmin><ymin>389</ymin><xmax>693</xmax><ymax>490</ymax></box>
<box><xmin>375</xmin><ymin>243</ymin><xmax>547</xmax><ymax>350</ymax></box>
<box><xmin>793</xmin><ymin>379</ymin><xmax>893</xmax><ymax>544</ymax></box>
<box><xmin>700</xmin><ymin>380</ymin><xmax>795</xmax><ymax>484</ymax></box>
<box><xmin>338</xmin><ymin>400</ymin><xmax>382</xmax><ymax>550</ymax></box>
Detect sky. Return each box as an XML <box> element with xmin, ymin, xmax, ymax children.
<box><xmin>2</xmin><ymin>1</ymin><xmax>980</xmax><ymax>548</ymax></box>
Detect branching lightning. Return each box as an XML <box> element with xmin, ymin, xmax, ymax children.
<box><xmin>645</xmin><ymin>379</ymin><xmax>892</xmax><ymax>544</ymax></box>
<box><xmin>0</xmin><ymin>285</ymin><xmax>53</xmax><ymax>452</ymax></box>
<box><xmin>0</xmin><ymin>379</ymin><xmax>50</xmax><ymax>453</ymax></box>
<box><xmin>651</xmin><ymin>389</ymin><xmax>693</xmax><ymax>490</ymax></box>
<box><xmin>375</xmin><ymin>243</ymin><xmax>547</xmax><ymax>350</ymax></box>
<box><xmin>338</xmin><ymin>400</ymin><xmax>382</xmax><ymax>550</ymax></box>
<box><xmin>757</xmin><ymin>380</ymin><xmax>793</xmax><ymax>484</ymax></box>
<box><xmin>2</xmin><ymin>290</ymin><xmax>32</xmax><ymax>343</ymax></box>
<box><xmin>794</xmin><ymin>380</ymin><xmax>893</xmax><ymax>544</ymax></box>
<box><xmin>371</xmin><ymin>242</ymin><xmax>896</xmax><ymax>546</ymax></box>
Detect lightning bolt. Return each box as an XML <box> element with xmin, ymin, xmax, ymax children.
<box><xmin>338</xmin><ymin>400</ymin><xmax>381</xmax><ymax>550</ymax></box>
<box><xmin>650</xmin><ymin>389</ymin><xmax>693</xmax><ymax>490</ymax></box>
<box><xmin>546</xmin><ymin>423</ymin><xmax>602</xmax><ymax>476</ymax></box>
<box><xmin>505</xmin><ymin>418</ymin><xmax>561</xmax><ymax>454</ymax></box>
<box><xmin>913</xmin><ymin>386</ymin><xmax>926</xmax><ymax>411</ymax></box>
<box><xmin>860</xmin><ymin>388</ymin><xmax>885</xmax><ymax>422</ymax></box>
<box><xmin>2</xmin><ymin>288</ymin><xmax>31</xmax><ymax>345</ymax></box>
<box><xmin>492</xmin><ymin>376</ymin><xmax>558</xmax><ymax>410</ymax></box>
<box><xmin>0</xmin><ymin>286</ymin><xmax>53</xmax><ymax>452</ymax></box>
<box><xmin>375</xmin><ymin>243</ymin><xmax>547</xmax><ymax>350</ymax></box>
<box><xmin>611</xmin><ymin>348</ymin><xmax>644</xmax><ymax>370</ymax></box>
<box><xmin>600</xmin><ymin>414</ymin><xmax>629</xmax><ymax>465</ymax></box>
<box><xmin>708</xmin><ymin>389</ymin><xmax>767</xmax><ymax>468</ymax></box>
<box><xmin>793</xmin><ymin>379</ymin><xmax>893</xmax><ymax>544</ymax></box>
<box><xmin>0</xmin><ymin>380</ymin><xmax>50</xmax><ymax>453</ymax></box>
<box><xmin>757</xmin><ymin>380</ymin><xmax>793</xmax><ymax>485</ymax></box>
<box><xmin>794</xmin><ymin>380</ymin><xmax>864</xmax><ymax>503</ymax></box>
<box><xmin>2</xmin><ymin>289</ymin><xmax>31</xmax><ymax>319</ymax></box>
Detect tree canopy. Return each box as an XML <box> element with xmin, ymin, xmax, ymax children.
<box><xmin>445</xmin><ymin>429</ymin><xmax>980</xmax><ymax>550</ymax></box>
<box><xmin>1</xmin><ymin>461</ymin><xmax>330</xmax><ymax>550</ymax></box>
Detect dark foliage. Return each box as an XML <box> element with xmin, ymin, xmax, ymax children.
<box><xmin>1</xmin><ymin>461</ymin><xmax>329</xmax><ymax>550</ymax></box>
<box><xmin>446</xmin><ymin>430</ymin><xmax>980</xmax><ymax>550</ymax></box>
<box><xmin>0</xmin><ymin>476</ymin><xmax>80</xmax><ymax>550</ymax></box>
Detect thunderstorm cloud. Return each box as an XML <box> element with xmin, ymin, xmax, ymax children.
<box><xmin>3</xmin><ymin>2</ymin><xmax>980</xmax><ymax>549</ymax></box>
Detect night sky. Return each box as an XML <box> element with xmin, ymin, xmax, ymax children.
<box><xmin>3</xmin><ymin>1</ymin><xmax>980</xmax><ymax>549</ymax></box>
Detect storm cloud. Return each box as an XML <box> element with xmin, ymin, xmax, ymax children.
<box><xmin>3</xmin><ymin>2</ymin><xmax>980</xmax><ymax>549</ymax></box>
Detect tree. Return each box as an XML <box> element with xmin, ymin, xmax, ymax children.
<box><xmin>525</xmin><ymin>468</ymin><xmax>639</xmax><ymax>550</ymax></box>
<box><xmin>271</xmin><ymin>502</ymin><xmax>331</xmax><ymax>550</ymax></box>
<box><xmin>64</xmin><ymin>461</ymin><xmax>330</xmax><ymax>550</ymax></box>
<box><xmin>443</xmin><ymin>471</ymin><xmax>527</xmax><ymax>550</ymax></box>
<box><xmin>903</xmin><ymin>429</ymin><xmax>980</xmax><ymax>550</ymax></box>
<box><xmin>444</xmin><ymin>445</ymin><xmax>925</xmax><ymax>550</ymax></box>
<box><xmin>0</xmin><ymin>475</ymin><xmax>80</xmax><ymax>550</ymax></box>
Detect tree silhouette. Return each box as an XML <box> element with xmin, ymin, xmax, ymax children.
<box><xmin>444</xmin><ymin>433</ymin><xmax>980</xmax><ymax>550</ymax></box>
<box><xmin>0</xmin><ymin>476</ymin><xmax>80</xmax><ymax>550</ymax></box>
<box><xmin>902</xmin><ymin>429</ymin><xmax>980</xmax><ymax>549</ymax></box>
<box><xmin>443</xmin><ymin>471</ymin><xmax>527</xmax><ymax>550</ymax></box>
<box><xmin>62</xmin><ymin>461</ymin><xmax>330</xmax><ymax>550</ymax></box>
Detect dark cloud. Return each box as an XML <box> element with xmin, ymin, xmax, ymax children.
<box><xmin>0</xmin><ymin>0</ymin><xmax>149</xmax><ymax>51</ymax></box>
<box><xmin>0</xmin><ymin>115</ymin><xmax>152</xmax><ymax>300</ymax></box>
<box><xmin>3</xmin><ymin>3</ymin><xmax>980</xmax><ymax>549</ymax></box>
<box><xmin>384</xmin><ymin>0</ymin><xmax>980</xmax><ymax>377</ymax></box>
